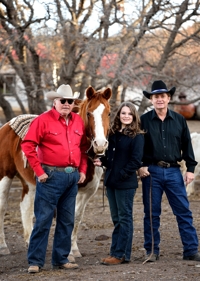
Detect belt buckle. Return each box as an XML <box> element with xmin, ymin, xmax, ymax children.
<box><xmin>64</xmin><ymin>166</ymin><xmax>74</xmax><ymax>173</ymax></box>
<box><xmin>158</xmin><ymin>161</ymin><xmax>170</xmax><ymax>168</ymax></box>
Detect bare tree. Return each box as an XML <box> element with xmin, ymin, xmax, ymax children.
<box><xmin>130</xmin><ymin>0</ymin><xmax>200</xmax><ymax>114</ymax></box>
<box><xmin>51</xmin><ymin>0</ymin><xmax>124</xmax><ymax>97</ymax></box>
<box><xmin>1</xmin><ymin>0</ymin><xmax>200</xmax><ymax>119</ymax></box>
<box><xmin>0</xmin><ymin>0</ymin><xmax>50</xmax><ymax>114</ymax></box>
<box><xmin>0</xmin><ymin>74</ymin><xmax>16</xmax><ymax>121</ymax></box>
<box><xmin>48</xmin><ymin>0</ymin><xmax>200</xmax><ymax>111</ymax></box>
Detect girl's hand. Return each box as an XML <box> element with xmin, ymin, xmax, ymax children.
<box><xmin>93</xmin><ymin>158</ymin><xmax>102</xmax><ymax>166</ymax></box>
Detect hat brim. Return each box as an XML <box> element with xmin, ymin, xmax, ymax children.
<box><xmin>143</xmin><ymin>87</ymin><xmax>176</xmax><ymax>99</ymax></box>
<box><xmin>46</xmin><ymin>91</ymin><xmax>80</xmax><ymax>100</ymax></box>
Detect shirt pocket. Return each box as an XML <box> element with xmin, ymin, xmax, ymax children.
<box><xmin>74</xmin><ymin>130</ymin><xmax>83</xmax><ymax>145</ymax></box>
<box><xmin>46</xmin><ymin>131</ymin><xmax>62</xmax><ymax>144</ymax></box>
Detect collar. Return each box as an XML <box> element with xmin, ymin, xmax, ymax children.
<box><xmin>151</xmin><ymin>109</ymin><xmax>174</xmax><ymax>120</ymax></box>
<box><xmin>52</xmin><ymin>107</ymin><xmax>73</xmax><ymax>121</ymax></box>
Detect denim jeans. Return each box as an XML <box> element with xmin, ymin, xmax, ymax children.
<box><xmin>27</xmin><ymin>168</ymin><xmax>79</xmax><ymax>267</ymax></box>
<box><xmin>106</xmin><ymin>187</ymin><xmax>136</xmax><ymax>261</ymax></box>
<box><xmin>142</xmin><ymin>165</ymin><xmax>198</xmax><ymax>257</ymax></box>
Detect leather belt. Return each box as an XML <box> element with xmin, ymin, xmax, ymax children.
<box><xmin>42</xmin><ymin>164</ymin><xmax>78</xmax><ymax>173</ymax></box>
<box><xmin>155</xmin><ymin>161</ymin><xmax>179</xmax><ymax>168</ymax></box>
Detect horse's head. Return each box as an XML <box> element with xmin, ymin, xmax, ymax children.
<box><xmin>79</xmin><ymin>86</ymin><xmax>112</xmax><ymax>156</ymax></box>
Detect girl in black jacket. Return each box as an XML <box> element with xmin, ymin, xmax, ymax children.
<box><xmin>94</xmin><ymin>101</ymin><xmax>144</xmax><ymax>265</ymax></box>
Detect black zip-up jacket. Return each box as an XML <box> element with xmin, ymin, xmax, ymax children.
<box><xmin>101</xmin><ymin>132</ymin><xmax>144</xmax><ymax>189</ymax></box>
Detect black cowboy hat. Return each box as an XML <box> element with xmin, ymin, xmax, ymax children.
<box><xmin>143</xmin><ymin>80</ymin><xmax>176</xmax><ymax>99</ymax></box>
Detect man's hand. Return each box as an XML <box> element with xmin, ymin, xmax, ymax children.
<box><xmin>78</xmin><ymin>172</ymin><xmax>86</xmax><ymax>184</ymax></box>
<box><xmin>184</xmin><ymin>172</ymin><xmax>194</xmax><ymax>186</ymax></box>
<box><xmin>138</xmin><ymin>167</ymin><xmax>150</xmax><ymax>178</ymax></box>
<box><xmin>38</xmin><ymin>173</ymin><xmax>48</xmax><ymax>183</ymax></box>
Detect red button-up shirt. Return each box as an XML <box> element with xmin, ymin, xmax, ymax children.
<box><xmin>21</xmin><ymin>108</ymin><xmax>88</xmax><ymax>177</ymax></box>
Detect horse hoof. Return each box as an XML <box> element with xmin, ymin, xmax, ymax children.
<box><xmin>72</xmin><ymin>250</ymin><xmax>82</xmax><ymax>258</ymax></box>
<box><xmin>68</xmin><ymin>254</ymin><xmax>76</xmax><ymax>263</ymax></box>
<box><xmin>0</xmin><ymin>247</ymin><xmax>10</xmax><ymax>255</ymax></box>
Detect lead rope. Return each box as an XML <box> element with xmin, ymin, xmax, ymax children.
<box><xmin>143</xmin><ymin>174</ymin><xmax>154</xmax><ymax>264</ymax></box>
<box><xmin>102</xmin><ymin>167</ymin><xmax>106</xmax><ymax>211</ymax></box>
<box><xmin>88</xmin><ymin>153</ymin><xmax>106</xmax><ymax>211</ymax></box>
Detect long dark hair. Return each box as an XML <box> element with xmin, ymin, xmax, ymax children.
<box><xmin>110</xmin><ymin>102</ymin><xmax>145</xmax><ymax>138</ymax></box>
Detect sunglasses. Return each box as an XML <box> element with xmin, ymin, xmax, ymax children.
<box><xmin>59</xmin><ymin>99</ymin><xmax>74</xmax><ymax>105</ymax></box>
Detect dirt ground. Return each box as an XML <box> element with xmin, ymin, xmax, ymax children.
<box><xmin>0</xmin><ymin>120</ymin><xmax>200</xmax><ymax>281</ymax></box>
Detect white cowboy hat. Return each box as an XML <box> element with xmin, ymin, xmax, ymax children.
<box><xmin>46</xmin><ymin>84</ymin><xmax>80</xmax><ymax>100</ymax></box>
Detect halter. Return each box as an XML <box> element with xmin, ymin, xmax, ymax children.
<box><xmin>82</xmin><ymin>97</ymin><xmax>109</xmax><ymax>161</ymax></box>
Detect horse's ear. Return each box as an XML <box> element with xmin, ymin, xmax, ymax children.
<box><xmin>86</xmin><ymin>86</ymin><xmax>96</xmax><ymax>100</ymax></box>
<box><xmin>102</xmin><ymin>88</ymin><xmax>112</xmax><ymax>100</ymax></box>
<box><xmin>72</xmin><ymin>99</ymin><xmax>82</xmax><ymax>113</ymax></box>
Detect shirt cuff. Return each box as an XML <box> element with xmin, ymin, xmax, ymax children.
<box><xmin>34</xmin><ymin>165</ymin><xmax>45</xmax><ymax>177</ymax></box>
<box><xmin>186</xmin><ymin>165</ymin><xmax>195</xmax><ymax>173</ymax></box>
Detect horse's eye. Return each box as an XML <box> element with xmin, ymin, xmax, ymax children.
<box><xmin>87</xmin><ymin>112</ymin><xmax>91</xmax><ymax>117</ymax></box>
<box><xmin>108</xmin><ymin>113</ymin><xmax>111</xmax><ymax>116</ymax></box>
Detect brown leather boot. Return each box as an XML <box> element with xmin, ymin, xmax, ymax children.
<box><xmin>102</xmin><ymin>256</ymin><xmax>125</xmax><ymax>265</ymax></box>
<box><xmin>100</xmin><ymin>256</ymin><xmax>113</xmax><ymax>263</ymax></box>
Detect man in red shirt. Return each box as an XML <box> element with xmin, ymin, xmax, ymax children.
<box><xmin>21</xmin><ymin>84</ymin><xmax>88</xmax><ymax>273</ymax></box>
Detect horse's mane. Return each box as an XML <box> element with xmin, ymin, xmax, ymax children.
<box><xmin>79</xmin><ymin>99</ymin><xmax>89</xmax><ymax>127</ymax></box>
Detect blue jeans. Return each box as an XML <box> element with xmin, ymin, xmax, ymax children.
<box><xmin>27</xmin><ymin>168</ymin><xmax>79</xmax><ymax>267</ymax></box>
<box><xmin>142</xmin><ymin>165</ymin><xmax>198</xmax><ymax>257</ymax></box>
<box><xmin>106</xmin><ymin>187</ymin><xmax>136</xmax><ymax>261</ymax></box>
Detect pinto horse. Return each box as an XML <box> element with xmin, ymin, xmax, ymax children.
<box><xmin>0</xmin><ymin>86</ymin><xmax>111</xmax><ymax>257</ymax></box>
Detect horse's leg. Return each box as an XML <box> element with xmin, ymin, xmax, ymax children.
<box><xmin>0</xmin><ymin>177</ymin><xmax>13</xmax><ymax>255</ymax></box>
<box><xmin>186</xmin><ymin>181</ymin><xmax>195</xmax><ymax>197</ymax></box>
<box><xmin>71</xmin><ymin>190</ymin><xmax>93</xmax><ymax>258</ymax></box>
<box><xmin>20</xmin><ymin>183</ymin><xmax>35</xmax><ymax>247</ymax></box>
<box><xmin>71</xmin><ymin>167</ymin><xmax>103</xmax><ymax>258</ymax></box>
<box><xmin>68</xmin><ymin>190</ymin><xmax>91</xmax><ymax>263</ymax></box>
